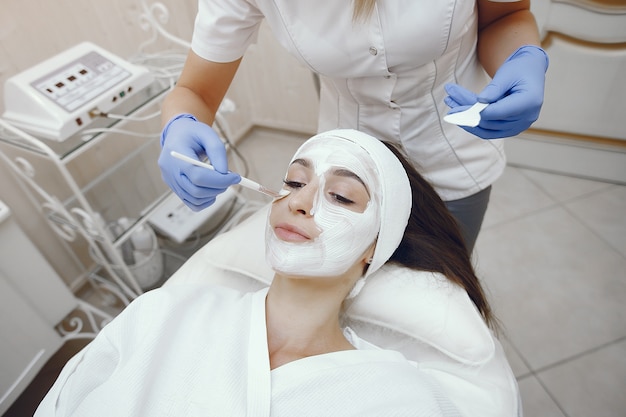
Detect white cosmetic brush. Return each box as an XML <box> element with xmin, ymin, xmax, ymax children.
<box><xmin>171</xmin><ymin>151</ymin><xmax>285</xmax><ymax>198</ymax></box>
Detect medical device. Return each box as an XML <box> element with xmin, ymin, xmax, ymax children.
<box><xmin>2</xmin><ymin>42</ymin><xmax>154</xmax><ymax>141</ymax></box>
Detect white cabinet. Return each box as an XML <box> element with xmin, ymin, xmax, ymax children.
<box><xmin>0</xmin><ymin>276</ymin><xmax>64</xmax><ymax>415</ymax></box>
<box><xmin>0</xmin><ymin>200</ymin><xmax>75</xmax><ymax>415</ymax></box>
<box><xmin>506</xmin><ymin>1</ymin><xmax>626</xmax><ymax>183</ymax></box>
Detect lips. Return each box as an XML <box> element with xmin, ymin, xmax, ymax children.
<box><xmin>273</xmin><ymin>223</ymin><xmax>311</xmax><ymax>242</ymax></box>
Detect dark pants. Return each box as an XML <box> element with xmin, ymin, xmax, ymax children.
<box><xmin>444</xmin><ymin>186</ymin><xmax>492</xmax><ymax>254</ymax></box>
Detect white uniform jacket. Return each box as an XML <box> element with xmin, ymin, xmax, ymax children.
<box><xmin>191</xmin><ymin>0</ymin><xmax>505</xmax><ymax>201</ymax></box>
<box><xmin>35</xmin><ymin>285</ymin><xmax>462</xmax><ymax>417</ymax></box>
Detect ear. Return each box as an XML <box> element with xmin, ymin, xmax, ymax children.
<box><xmin>362</xmin><ymin>242</ymin><xmax>376</xmax><ymax>265</ymax></box>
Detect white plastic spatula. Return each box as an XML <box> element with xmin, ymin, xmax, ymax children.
<box><xmin>443</xmin><ymin>102</ymin><xmax>489</xmax><ymax>127</ymax></box>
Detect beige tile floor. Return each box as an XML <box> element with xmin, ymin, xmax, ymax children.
<box><xmin>474</xmin><ymin>165</ymin><xmax>626</xmax><ymax>417</ymax></box>
<box><xmin>238</xmin><ymin>128</ymin><xmax>626</xmax><ymax>417</ymax></box>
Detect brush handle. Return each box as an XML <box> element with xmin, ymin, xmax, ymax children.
<box><xmin>170</xmin><ymin>151</ymin><xmax>277</xmax><ymax>197</ymax></box>
<box><xmin>170</xmin><ymin>151</ymin><xmax>214</xmax><ymax>169</ymax></box>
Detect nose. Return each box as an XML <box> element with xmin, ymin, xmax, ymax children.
<box><xmin>288</xmin><ymin>181</ymin><xmax>318</xmax><ymax>216</ymax></box>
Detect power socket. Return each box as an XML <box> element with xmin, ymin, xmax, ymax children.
<box><xmin>147</xmin><ymin>187</ymin><xmax>237</xmax><ymax>244</ymax></box>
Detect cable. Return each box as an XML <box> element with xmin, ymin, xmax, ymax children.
<box><xmin>81</xmin><ymin>128</ymin><xmax>160</xmax><ymax>141</ymax></box>
<box><xmin>129</xmin><ymin>49</ymin><xmax>187</xmax><ymax>85</ymax></box>
<box><xmin>91</xmin><ymin>109</ymin><xmax>161</xmax><ymax>122</ymax></box>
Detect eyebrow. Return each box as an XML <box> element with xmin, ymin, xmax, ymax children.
<box><xmin>290</xmin><ymin>158</ymin><xmax>368</xmax><ymax>192</ymax></box>
<box><xmin>291</xmin><ymin>159</ymin><xmax>365</xmax><ymax>186</ymax></box>
<box><xmin>331</xmin><ymin>168</ymin><xmax>366</xmax><ymax>189</ymax></box>
<box><xmin>291</xmin><ymin>158</ymin><xmax>311</xmax><ymax>168</ymax></box>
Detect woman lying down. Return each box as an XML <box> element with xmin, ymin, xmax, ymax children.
<box><xmin>36</xmin><ymin>129</ymin><xmax>512</xmax><ymax>416</ymax></box>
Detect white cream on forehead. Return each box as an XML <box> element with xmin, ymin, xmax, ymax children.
<box><xmin>266</xmin><ymin>137</ymin><xmax>382</xmax><ymax>277</ymax></box>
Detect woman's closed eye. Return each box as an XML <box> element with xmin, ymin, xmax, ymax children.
<box><xmin>329</xmin><ymin>192</ymin><xmax>355</xmax><ymax>205</ymax></box>
<box><xmin>283</xmin><ymin>179</ymin><xmax>354</xmax><ymax>206</ymax></box>
<box><xmin>283</xmin><ymin>179</ymin><xmax>305</xmax><ymax>189</ymax></box>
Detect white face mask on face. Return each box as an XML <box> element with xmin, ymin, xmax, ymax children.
<box><xmin>266</xmin><ymin>137</ymin><xmax>381</xmax><ymax>277</ymax></box>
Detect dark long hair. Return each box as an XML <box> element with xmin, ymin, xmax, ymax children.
<box><xmin>382</xmin><ymin>142</ymin><xmax>495</xmax><ymax>328</ymax></box>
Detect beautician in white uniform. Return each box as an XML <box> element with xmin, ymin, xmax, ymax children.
<box><xmin>35</xmin><ymin>130</ymin><xmax>508</xmax><ymax>416</ymax></box>
<box><xmin>158</xmin><ymin>0</ymin><xmax>549</xmax><ymax>251</ymax></box>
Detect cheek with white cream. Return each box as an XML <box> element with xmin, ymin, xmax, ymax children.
<box><xmin>265</xmin><ymin>138</ymin><xmax>381</xmax><ymax>277</ymax></box>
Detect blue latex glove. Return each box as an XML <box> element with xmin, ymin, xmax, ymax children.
<box><xmin>444</xmin><ymin>45</ymin><xmax>549</xmax><ymax>139</ymax></box>
<box><xmin>158</xmin><ymin>114</ymin><xmax>240</xmax><ymax>210</ymax></box>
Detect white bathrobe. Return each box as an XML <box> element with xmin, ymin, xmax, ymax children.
<box><xmin>35</xmin><ymin>284</ymin><xmax>461</xmax><ymax>417</ymax></box>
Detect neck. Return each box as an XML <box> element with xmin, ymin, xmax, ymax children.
<box><xmin>265</xmin><ymin>274</ymin><xmax>356</xmax><ymax>369</ymax></box>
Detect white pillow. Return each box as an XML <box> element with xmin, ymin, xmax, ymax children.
<box><xmin>167</xmin><ymin>204</ymin><xmax>495</xmax><ymax>366</ymax></box>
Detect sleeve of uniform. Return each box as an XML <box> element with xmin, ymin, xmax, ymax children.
<box><xmin>192</xmin><ymin>0</ymin><xmax>265</xmax><ymax>62</ymax></box>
